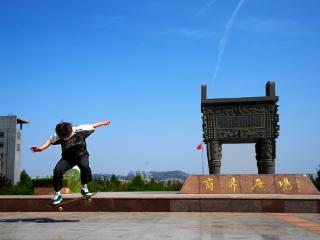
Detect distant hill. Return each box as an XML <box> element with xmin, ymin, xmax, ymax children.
<box><xmin>149</xmin><ymin>170</ymin><xmax>189</xmax><ymax>181</ymax></box>
<box><xmin>93</xmin><ymin>170</ymin><xmax>189</xmax><ymax>181</ymax></box>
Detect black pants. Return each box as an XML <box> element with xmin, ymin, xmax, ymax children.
<box><xmin>53</xmin><ymin>154</ymin><xmax>92</xmax><ymax>192</ymax></box>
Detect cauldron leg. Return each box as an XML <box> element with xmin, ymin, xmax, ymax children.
<box><xmin>207</xmin><ymin>141</ymin><xmax>222</xmax><ymax>174</ymax></box>
<box><xmin>255</xmin><ymin>142</ymin><xmax>262</xmax><ymax>174</ymax></box>
<box><xmin>256</xmin><ymin>140</ymin><xmax>275</xmax><ymax>174</ymax></box>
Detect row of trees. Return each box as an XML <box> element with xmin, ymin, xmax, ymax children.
<box><xmin>88</xmin><ymin>174</ymin><xmax>182</xmax><ymax>192</ymax></box>
<box><xmin>65</xmin><ymin>168</ymin><xmax>182</xmax><ymax>192</ymax></box>
<box><xmin>0</xmin><ymin>169</ymin><xmax>182</xmax><ymax>195</ymax></box>
<box><xmin>1</xmin><ymin>167</ymin><xmax>320</xmax><ymax>195</ymax></box>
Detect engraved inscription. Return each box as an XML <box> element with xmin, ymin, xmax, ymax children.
<box><xmin>202</xmin><ymin>177</ymin><xmax>215</xmax><ymax>191</ymax></box>
<box><xmin>216</xmin><ymin>114</ymin><xmax>265</xmax><ymax>129</ymax></box>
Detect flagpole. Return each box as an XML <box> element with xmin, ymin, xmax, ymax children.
<box><xmin>197</xmin><ymin>142</ymin><xmax>205</xmax><ymax>175</ymax></box>
<box><xmin>201</xmin><ymin>142</ymin><xmax>204</xmax><ymax>175</ymax></box>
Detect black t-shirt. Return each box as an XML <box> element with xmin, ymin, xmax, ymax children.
<box><xmin>49</xmin><ymin>124</ymin><xmax>94</xmax><ymax>158</ymax></box>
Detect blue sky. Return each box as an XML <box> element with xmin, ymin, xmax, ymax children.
<box><xmin>1</xmin><ymin>0</ymin><xmax>319</xmax><ymax>177</ymax></box>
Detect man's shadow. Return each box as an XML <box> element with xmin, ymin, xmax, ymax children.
<box><xmin>0</xmin><ymin>218</ymin><xmax>80</xmax><ymax>223</ymax></box>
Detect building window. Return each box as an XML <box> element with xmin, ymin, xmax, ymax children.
<box><xmin>0</xmin><ymin>142</ymin><xmax>3</xmax><ymax>148</ymax></box>
<box><xmin>0</xmin><ymin>132</ymin><xmax>4</xmax><ymax>138</ymax></box>
<box><xmin>16</xmin><ymin>144</ymin><xmax>20</xmax><ymax>151</ymax></box>
<box><xmin>17</xmin><ymin>132</ymin><xmax>21</xmax><ymax>140</ymax></box>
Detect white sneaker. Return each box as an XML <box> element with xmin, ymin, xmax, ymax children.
<box><xmin>81</xmin><ymin>185</ymin><xmax>92</xmax><ymax>197</ymax></box>
<box><xmin>52</xmin><ymin>192</ymin><xmax>62</xmax><ymax>205</ymax></box>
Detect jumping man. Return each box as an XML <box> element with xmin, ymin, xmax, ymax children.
<box><xmin>31</xmin><ymin>120</ymin><xmax>111</xmax><ymax>205</ymax></box>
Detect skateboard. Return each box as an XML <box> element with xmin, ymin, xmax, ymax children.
<box><xmin>49</xmin><ymin>192</ymin><xmax>97</xmax><ymax>212</ymax></box>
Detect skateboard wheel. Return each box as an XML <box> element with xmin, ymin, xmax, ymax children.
<box><xmin>58</xmin><ymin>206</ymin><xmax>63</xmax><ymax>212</ymax></box>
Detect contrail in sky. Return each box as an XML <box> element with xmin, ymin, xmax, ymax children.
<box><xmin>212</xmin><ymin>0</ymin><xmax>245</xmax><ymax>84</ymax></box>
<box><xmin>197</xmin><ymin>0</ymin><xmax>218</xmax><ymax>16</ymax></box>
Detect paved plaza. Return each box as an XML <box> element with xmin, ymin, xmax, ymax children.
<box><xmin>0</xmin><ymin>212</ymin><xmax>319</xmax><ymax>240</ymax></box>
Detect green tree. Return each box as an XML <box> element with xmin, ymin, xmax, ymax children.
<box><xmin>20</xmin><ymin>170</ymin><xmax>32</xmax><ymax>184</ymax></box>
<box><xmin>127</xmin><ymin>175</ymin><xmax>145</xmax><ymax>191</ymax></box>
<box><xmin>145</xmin><ymin>178</ymin><xmax>167</xmax><ymax>191</ymax></box>
<box><xmin>109</xmin><ymin>174</ymin><xmax>120</xmax><ymax>191</ymax></box>
<box><xmin>110</xmin><ymin>174</ymin><xmax>118</xmax><ymax>183</ymax></box>
<box><xmin>64</xmin><ymin>168</ymin><xmax>81</xmax><ymax>192</ymax></box>
<box><xmin>14</xmin><ymin>170</ymin><xmax>33</xmax><ymax>194</ymax></box>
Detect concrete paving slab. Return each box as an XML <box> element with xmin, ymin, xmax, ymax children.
<box><xmin>0</xmin><ymin>212</ymin><xmax>319</xmax><ymax>240</ymax></box>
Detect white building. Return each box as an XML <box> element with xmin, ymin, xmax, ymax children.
<box><xmin>0</xmin><ymin>116</ymin><xmax>29</xmax><ymax>185</ymax></box>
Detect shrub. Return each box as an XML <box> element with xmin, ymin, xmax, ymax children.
<box><xmin>0</xmin><ymin>170</ymin><xmax>33</xmax><ymax>195</ymax></box>
<box><xmin>32</xmin><ymin>178</ymin><xmax>53</xmax><ymax>187</ymax></box>
<box><xmin>313</xmin><ymin>167</ymin><xmax>320</xmax><ymax>191</ymax></box>
<box><xmin>0</xmin><ymin>174</ymin><xmax>11</xmax><ymax>187</ymax></box>
<box><xmin>32</xmin><ymin>178</ymin><xmax>67</xmax><ymax>188</ymax></box>
<box><xmin>88</xmin><ymin>175</ymin><xmax>125</xmax><ymax>192</ymax></box>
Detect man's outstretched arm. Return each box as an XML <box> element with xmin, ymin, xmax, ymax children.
<box><xmin>92</xmin><ymin>120</ymin><xmax>111</xmax><ymax>128</ymax></box>
<box><xmin>31</xmin><ymin>139</ymin><xmax>52</xmax><ymax>152</ymax></box>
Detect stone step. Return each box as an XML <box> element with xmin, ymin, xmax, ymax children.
<box><xmin>0</xmin><ymin>192</ymin><xmax>319</xmax><ymax>213</ymax></box>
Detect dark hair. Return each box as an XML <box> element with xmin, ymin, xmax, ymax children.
<box><xmin>55</xmin><ymin>122</ymin><xmax>72</xmax><ymax>139</ymax></box>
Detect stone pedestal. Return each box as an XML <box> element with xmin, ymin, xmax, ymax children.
<box><xmin>180</xmin><ymin>174</ymin><xmax>319</xmax><ymax>194</ymax></box>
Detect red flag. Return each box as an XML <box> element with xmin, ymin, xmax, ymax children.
<box><xmin>196</xmin><ymin>143</ymin><xmax>202</xmax><ymax>150</ymax></box>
